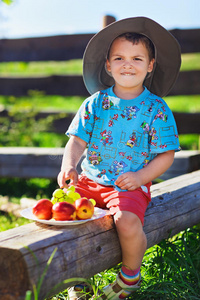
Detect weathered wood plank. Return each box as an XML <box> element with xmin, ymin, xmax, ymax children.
<box><xmin>0</xmin><ymin>75</ymin><xmax>89</xmax><ymax>97</ymax></box>
<box><xmin>0</xmin><ymin>70</ymin><xmax>198</xmax><ymax>96</ymax></box>
<box><xmin>160</xmin><ymin>150</ymin><xmax>200</xmax><ymax>180</ymax></box>
<box><xmin>0</xmin><ymin>170</ymin><xmax>200</xmax><ymax>299</ymax></box>
<box><xmin>170</xmin><ymin>28</ymin><xmax>200</xmax><ymax>53</ymax></box>
<box><xmin>0</xmin><ymin>34</ymin><xmax>93</xmax><ymax>62</ymax></box>
<box><xmin>0</xmin><ymin>147</ymin><xmax>85</xmax><ymax>178</ymax></box>
<box><xmin>173</xmin><ymin>112</ymin><xmax>200</xmax><ymax>134</ymax></box>
<box><xmin>169</xmin><ymin>70</ymin><xmax>200</xmax><ymax>96</ymax></box>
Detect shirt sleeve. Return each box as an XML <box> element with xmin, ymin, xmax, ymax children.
<box><xmin>149</xmin><ymin>101</ymin><xmax>180</xmax><ymax>154</ymax></box>
<box><xmin>66</xmin><ymin>92</ymin><xmax>99</xmax><ymax>144</ymax></box>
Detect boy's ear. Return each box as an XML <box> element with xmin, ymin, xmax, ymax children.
<box><xmin>148</xmin><ymin>58</ymin><xmax>155</xmax><ymax>73</ymax></box>
<box><xmin>106</xmin><ymin>59</ymin><xmax>111</xmax><ymax>73</ymax></box>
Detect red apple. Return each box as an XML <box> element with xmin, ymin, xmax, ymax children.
<box><xmin>32</xmin><ymin>199</ymin><xmax>53</xmax><ymax>220</ymax></box>
<box><xmin>52</xmin><ymin>202</ymin><xmax>76</xmax><ymax>221</ymax></box>
<box><xmin>74</xmin><ymin>198</ymin><xmax>94</xmax><ymax>220</ymax></box>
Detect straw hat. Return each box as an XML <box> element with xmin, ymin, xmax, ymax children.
<box><xmin>83</xmin><ymin>17</ymin><xmax>181</xmax><ymax>97</ymax></box>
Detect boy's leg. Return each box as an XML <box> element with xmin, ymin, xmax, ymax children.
<box><xmin>114</xmin><ymin>211</ymin><xmax>147</xmax><ymax>270</ymax></box>
<box><xmin>100</xmin><ymin>211</ymin><xmax>145</xmax><ymax>299</ymax></box>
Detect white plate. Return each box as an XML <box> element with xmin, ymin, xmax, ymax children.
<box><xmin>20</xmin><ymin>207</ymin><xmax>107</xmax><ymax>226</ymax></box>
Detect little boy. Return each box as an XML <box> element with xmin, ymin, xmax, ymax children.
<box><xmin>57</xmin><ymin>17</ymin><xmax>181</xmax><ymax>300</ymax></box>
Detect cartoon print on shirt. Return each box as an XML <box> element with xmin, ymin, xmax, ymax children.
<box><xmin>88</xmin><ymin>150</ymin><xmax>102</xmax><ymax>165</ymax></box>
<box><xmin>148</xmin><ymin>127</ymin><xmax>158</xmax><ymax>146</ymax></box>
<box><xmin>84</xmin><ymin>109</ymin><xmax>90</xmax><ymax>120</ymax></box>
<box><xmin>119</xmin><ymin>152</ymin><xmax>126</xmax><ymax>158</ymax></box>
<box><xmin>159</xmin><ymin>144</ymin><xmax>167</xmax><ymax>149</ymax></box>
<box><xmin>100</xmin><ymin>130</ymin><xmax>113</xmax><ymax>146</ymax></box>
<box><xmin>102</xmin><ymin>95</ymin><xmax>114</xmax><ymax>110</ymax></box>
<box><xmin>149</xmin><ymin>127</ymin><xmax>158</xmax><ymax>141</ymax></box>
<box><xmin>148</xmin><ymin>102</ymin><xmax>154</xmax><ymax>113</ymax></box>
<box><xmin>119</xmin><ymin>151</ymin><xmax>133</xmax><ymax>161</ymax></box>
<box><xmin>121</xmin><ymin>106</ymin><xmax>140</xmax><ymax>120</ymax></box>
<box><xmin>94</xmin><ymin>115</ymin><xmax>100</xmax><ymax>121</ymax></box>
<box><xmin>153</xmin><ymin>109</ymin><xmax>168</xmax><ymax>123</ymax></box>
<box><xmin>109</xmin><ymin>160</ymin><xmax>128</xmax><ymax>176</ymax></box>
<box><xmin>126</xmin><ymin>155</ymin><xmax>133</xmax><ymax>161</ymax></box>
<box><xmin>91</xmin><ymin>143</ymin><xmax>98</xmax><ymax>150</ymax></box>
<box><xmin>108</xmin><ymin>114</ymin><xmax>119</xmax><ymax>127</ymax></box>
<box><xmin>143</xmin><ymin>158</ymin><xmax>150</xmax><ymax>167</ymax></box>
<box><xmin>141</xmin><ymin>121</ymin><xmax>150</xmax><ymax>134</ymax></box>
<box><xmin>126</xmin><ymin>131</ymin><xmax>137</xmax><ymax>148</ymax></box>
<box><xmin>97</xmin><ymin>169</ymin><xmax>106</xmax><ymax>178</ymax></box>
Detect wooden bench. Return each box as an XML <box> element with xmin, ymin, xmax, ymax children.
<box><xmin>0</xmin><ymin>170</ymin><xmax>200</xmax><ymax>299</ymax></box>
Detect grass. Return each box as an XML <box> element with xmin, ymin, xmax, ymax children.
<box><xmin>0</xmin><ymin>59</ymin><xmax>83</xmax><ymax>76</ymax></box>
<box><xmin>0</xmin><ymin>92</ymin><xmax>84</xmax><ymax>112</ymax></box>
<box><xmin>0</xmin><ymin>212</ymin><xmax>32</xmax><ymax>231</ymax></box>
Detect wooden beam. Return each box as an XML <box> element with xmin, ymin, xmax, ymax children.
<box><xmin>0</xmin><ymin>170</ymin><xmax>200</xmax><ymax>299</ymax></box>
<box><xmin>0</xmin><ymin>75</ymin><xmax>90</xmax><ymax>97</ymax></box>
<box><xmin>102</xmin><ymin>15</ymin><xmax>116</xmax><ymax>28</ymax></box>
<box><xmin>169</xmin><ymin>70</ymin><xmax>200</xmax><ymax>96</ymax></box>
<box><xmin>0</xmin><ymin>34</ymin><xmax>93</xmax><ymax>62</ymax></box>
<box><xmin>0</xmin><ymin>147</ymin><xmax>85</xmax><ymax>178</ymax></box>
<box><xmin>173</xmin><ymin>111</ymin><xmax>200</xmax><ymax>134</ymax></box>
<box><xmin>170</xmin><ymin>28</ymin><xmax>200</xmax><ymax>53</ymax></box>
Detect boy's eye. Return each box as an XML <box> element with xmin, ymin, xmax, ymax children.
<box><xmin>134</xmin><ymin>57</ymin><xmax>142</xmax><ymax>61</ymax></box>
<box><xmin>115</xmin><ymin>57</ymin><xmax>122</xmax><ymax>60</ymax></box>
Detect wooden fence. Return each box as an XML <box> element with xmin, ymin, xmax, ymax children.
<box><xmin>0</xmin><ymin>15</ymin><xmax>200</xmax><ymax>179</ymax></box>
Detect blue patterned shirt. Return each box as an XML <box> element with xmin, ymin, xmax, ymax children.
<box><xmin>67</xmin><ymin>86</ymin><xmax>180</xmax><ymax>189</ymax></box>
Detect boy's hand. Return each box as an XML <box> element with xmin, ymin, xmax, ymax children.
<box><xmin>115</xmin><ymin>172</ymin><xmax>142</xmax><ymax>191</ymax></box>
<box><xmin>57</xmin><ymin>167</ymin><xmax>78</xmax><ymax>189</ymax></box>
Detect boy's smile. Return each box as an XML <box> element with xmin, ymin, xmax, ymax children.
<box><xmin>106</xmin><ymin>37</ymin><xmax>154</xmax><ymax>99</ymax></box>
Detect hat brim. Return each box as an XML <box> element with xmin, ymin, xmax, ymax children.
<box><xmin>83</xmin><ymin>17</ymin><xmax>181</xmax><ymax>97</ymax></box>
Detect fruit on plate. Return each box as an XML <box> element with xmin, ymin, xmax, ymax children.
<box><xmin>32</xmin><ymin>199</ymin><xmax>53</xmax><ymax>220</ymax></box>
<box><xmin>51</xmin><ymin>188</ymin><xmax>67</xmax><ymax>204</ymax></box>
<box><xmin>52</xmin><ymin>202</ymin><xmax>76</xmax><ymax>221</ymax></box>
<box><xmin>51</xmin><ymin>186</ymin><xmax>81</xmax><ymax>205</ymax></box>
<box><xmin>74</xmin><ymin>198</ymin><xmax>95</xmax><ymax>220</ymax></box>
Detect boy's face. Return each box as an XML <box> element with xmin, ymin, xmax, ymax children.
<box><xmin>106</xmin><ymin>37</ymin><xmax>155</xmax><ymax>99</ymax></box>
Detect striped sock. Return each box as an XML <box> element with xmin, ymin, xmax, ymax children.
<box><xmin>119</xmin><ymin>266</ymin><xmax>140</xmax><ymax>299</ymax></box>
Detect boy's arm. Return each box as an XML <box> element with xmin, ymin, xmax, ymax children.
<box><xmin>57</xmin><ymin>135</ymin><xmax>87</xmax><ymax>188</ymax></box>
<box><xmin>115</xmin><ymin>150</ymin><xmax>175</xmax><ymax>191</ymax></box>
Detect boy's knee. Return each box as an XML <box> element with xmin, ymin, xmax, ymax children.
<box><xmin>114</xmin><ymin>211</ymin><xmax>143</xmax><ymax>237</ymax></box>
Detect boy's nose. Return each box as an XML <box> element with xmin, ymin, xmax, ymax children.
<box><xmin>123</xmin><ymin>61</ymin><xmax>133</xmax><ymax>68</ymax></box>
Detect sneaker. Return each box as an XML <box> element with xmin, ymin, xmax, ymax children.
<box><xmin>67</xmin><ymin>284</ymin><xmax>92</xmax><ymax>300</ymax></box>
<box><xmin>97</xmin><ymin>273</ymin><xmax>141</xmax><ymax>300</ymax></box>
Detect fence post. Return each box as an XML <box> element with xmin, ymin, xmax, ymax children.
<box><xmin>102</xmin><ymin>15</ymin><xmax>116</xmax><ymax>28</ymax></box>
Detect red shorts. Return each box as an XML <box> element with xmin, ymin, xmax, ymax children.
<box><xmin>75</xmin><ymin>175</ymin><xmax>151</xmax><ymax>225</ymax></box>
